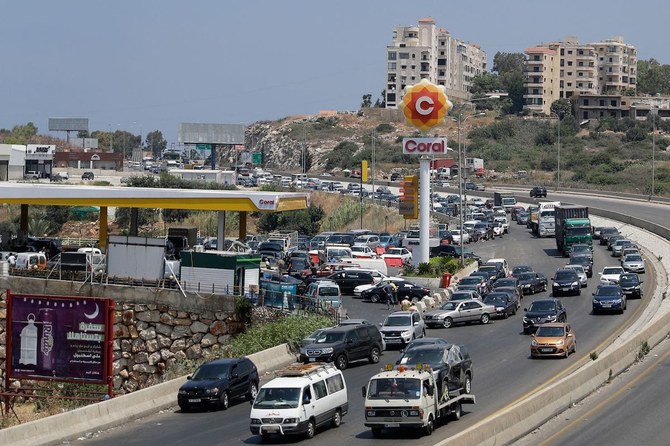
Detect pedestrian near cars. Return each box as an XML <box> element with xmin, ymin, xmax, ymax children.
<box><xmin>390</xmin><ymin>282</ymin><xmax>398</xmax><ymax>305</ymax></box>
<box><xmin>401</xmin><ymin>297</ymin><xmax>412</xmax><ymax>311</ymax></box>
<box><xmin>385</xmin><ymin>283</ymin><xmax>395</xmax><ymax>310</ymax></box>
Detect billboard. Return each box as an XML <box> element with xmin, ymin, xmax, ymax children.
<box><xmin>48</xmin><ymin>118</ymin><xmax>89</xmax><ymax>132</ymax></box>
<box><xmin>177</xmin><ymin>123</ymin><xmax>245</xmax><ymax>145</ymax></box>
<box><xmin>6</xmin><ymin>292</ymin><xmax>114</xmax><ymax>385</ymax></box>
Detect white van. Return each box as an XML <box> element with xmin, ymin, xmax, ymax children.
<box><xmin>338</xmin><ymin>258</ymin><xmax>388</xmax><ymax>275</ymax></box>
<box><xmin>250</xmin><ymin>363</ymin><xmax>348</xmax><ymax>439</ymax></box>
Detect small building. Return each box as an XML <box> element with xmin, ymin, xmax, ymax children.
<box><xmin>167</xmin><ymin>169</ymin><xmax>236</xmax><ymax>185</ymax></box>
<box><xmin>179</xmin><ymin>251</ymin><xmax>261</xmax><ymax>296</ymax></box>
<box><xmin>0</xmin><ymin>144</ymin><xmax>29</xmax><ymax>180</ymax></box>
<box><xmin>54</xmin><ymin>150</ymin><xmax>123</xmax><ymax>171</ymax></box>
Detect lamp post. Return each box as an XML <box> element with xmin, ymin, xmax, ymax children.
<box><xmin>550</xmin><ymin>112</ymin><xmax>561</xmax><ymax>191</ymax></box>
<box><xmin>650</xmin><ymin>108</ymin><xmax>657</xmax><ymax>200</ymax></box>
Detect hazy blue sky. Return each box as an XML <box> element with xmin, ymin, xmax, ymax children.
<box><xmin>2</xmin><ymin>0</ymin><xmax>668</xmax><ymax>145</ymax></box>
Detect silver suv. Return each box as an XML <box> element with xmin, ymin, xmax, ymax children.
<box><xmin>379</xmin><ymin>311</ymin><xmax>426</xmax><ymax>348</ymax></box>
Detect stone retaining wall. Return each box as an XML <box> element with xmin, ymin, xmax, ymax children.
<box><xmin>0</xmin><ymin>277</ymin><xmax>241</xmax><ymax>394</ymax></box>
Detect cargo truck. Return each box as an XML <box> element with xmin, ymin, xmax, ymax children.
<box><xmin>493</xmin><ymin>192</ymin><xmax>517</xmax><ymax>213</ymax></box>
<box><xmin>530</xmin><ymin>201</ymin><xmax>561</xmax><ymax>237</ymax></box>
<box><xmin>555</xmin><ymin>205</ymin><xmax>592</xmax><ymax>256</ymax></box>
<box><xmin>362</xmin><ymin>365</ymin><xmax>475</xmax><ymax>437</ymax></box>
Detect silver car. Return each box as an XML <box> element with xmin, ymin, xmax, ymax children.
<box><xmin>611</xmin><ymin>239</ymin><xmax>634</xmax><ymax>257</ymax></box>
<box><xmin>621</xmin><ymin>253</ymin><xmax>645</xmax><ymax>273</ymax></box>
<box><xmin>565</xmin><ymin>264</ymin><xmax>588</xmax><ymax>287</ymax></box>
<box><xmin>379</xmin><ymin>311</ymin><xmax>426</xmax><ymax>348</ymax></box>
<box><xmin>422</xmin><ymin>299</ymin><xmax>495</xmax><ymax>328</ymax></box>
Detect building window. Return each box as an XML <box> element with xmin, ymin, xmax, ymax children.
<box><xmin>388</xmin><ymin>62</ymin><xmax>396</xmax><ymax>70</ymax></box>
<box><xmin>611</xmin><ymin>100</ymin><xmax>617</xmax><ymax>106</ymax></box>
<box><xmin>599</xmin><ymin>100</ymin><xmax>605</xmax><ymax>106</ymax></box>
<box><xmin>560</xmin><ymin>48</ymin><xmax>565</xmax><ymax>56</ymax></box>
<box><xmin>568</xmin><ymin>61</ymin><xmax>573</xmax><ymax>66</ymax></box>
<box><xmin>399</xmin><ymin>52</ymin><xmax>409</xmax><ymax>59</ymax></box>
<box><xmin>388</xmin><ymin>52</ymin><xmax>397</xmax><ymax>60</ymax></box>
<box><xmin>583</xmin><ymin>99</ymin><xmax>590</xmax><ymax>106</ymax></box>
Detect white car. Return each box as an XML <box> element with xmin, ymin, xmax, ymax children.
<box><xmin>353</xmin><ymin>276</ymin><xmax>405</xmax><ymax>297</ymax></box>
<box><xmin>350</xmin><ymin>245</ymin><xmax>378</xmax><ymax>258</ymax></box>
<box><xmin>382</xmin><ymin>247</ymin><xmax>412</xmax><ymax>263</ymax></box>
<box><xmin>599</xmin><ymin>266</ymin><xmax>625</xmax><ymax>285</ymax></box>
<box><xmin>565</xmin><ymin>264</ymin><xmax>588</xmax><ymax>287</ymax></box>
<box><xmin>492</xmin><ymin>222</ymin><xmax>505</xmax><ymax>237</ymax></box>
<box><xmin>494</xmin><ymin>216</ymin><xmax>509</xmax><ymax>233</ymax></box>
<box><xmin>451</xmin><ymin>229</ymin><xmax>471</xmax><ymax>244</ymax></box>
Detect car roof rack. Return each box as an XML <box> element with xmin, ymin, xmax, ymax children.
<box><xmin>274</xmin><ymin>362</ymin><xmax>337</xmax><ymax>378</ymax></box>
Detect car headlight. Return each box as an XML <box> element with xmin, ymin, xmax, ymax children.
<box><xmin>553</xmin><ymin>282</ymin><xmax>560</xmax><ymax>287</ymax></box>
<box><xmin>531</xmin><ymin>340</ymin><xmax>538</xmax><ymax>347</ymax></box>
<box><xmin>205</xmin><ymin>387</ymin><xmax>220</xmax><ymax>394</ymax></box>
<box><xmin>402</xmin><ymin>330</ymin><xmax>412</xmax><ymax>337</ymax></box>
<box><xmin>496</xmin><ymin>306</ymin><xmax>504</xmax><ymax>311</ymax></box>
<box><xmin>283</xmin><ymin>418</ymin><xmax>298</xmax><ymax>424</ymax></box>
<box><xmin>612</xmin><ymin>299</ymin><xmax>622</xmax><ymax>304</ymax></box>
<box><xmin>321</xmin><ymin>347</ymin><xmax>334</xmax><ymax>354</ymax></box>
<box><xmin>546</xmin><ymin>315</ymin><xmax>557</xmax><ymax>321</ymax></box>
<box><xmin>556</xmin><ymin>339</ymin><xmax>564</xmax><ymax>346</ymax></box>
<box><xmin>251</xmin><ymin>418</ymin><xmax>262</xmax><ymax>425</ymax></box>
<box><xmin>572</xmin><ymin>282</ymin><xmax>579</xmax><ymax>287</ymax></box>
<box><xmin>178</xmin><ymin>389</ymin><xmax>188</xmax><ymax>395</ymax></box>
<box><xmin>592</xmin><ymin>298</ymin><xmax>599</xmax><ymax>304</ymax></box>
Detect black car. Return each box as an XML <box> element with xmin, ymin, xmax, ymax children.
<box><xmin>592</xmin><ymin>284</ymin><xmax>626</xmax><ymax>314</ymax></box>
<box><xmin>569</xmin><ymin>254</ymin><xmax>593</xmax><ymax>278</ymax></box>
<box><xmin>552</xmin><ymin>268</ymin><xmax>581</xmax><ymax>296</ymax></box>
<box><xmin>480</xmin><ymin>263</ymin><xmax>506</xmax><ymax>281</ymax></box>
<box><xmin>599</xmin><ymin>227</ymin><xmax>620</xmax><ymax>245</ymax></box>
<box><xmin>307</xmin><ymin>270</ymin><xmax>375</xmax><ymax>295</ymax></box>
<box><xmin>299</xmin><ymin>325</ymin><xmax>383</xmax><ymax>370</ymax></box>
<box><xmin>530</xmin><ymin>186</ymin><xmax>547</xmax><ymax>198</ymax></box>
<box><xmin>390</xmin><ymin>172</ymin><xmax>402</xmax><ymax>181</ymax></box>
<box><xmin>473</xmin><ymin>222</ymin><xmax>494</xmax><ymax>241</ymax></box>
<box><xmin>483</xmin><ymin>292</ymin><xmax>517</xmax><ymax>319</ymax></box>
<box><xmin>511</xmin><ymin>265</ymin><xmax>534</xmax><ymax>279</ymax></box>
<box><xmin>517</xmin><ymin>272</ymin><xmax>548</xmax><ymax>295</ymax></box>
<box><xmin>326</xmin><ymin>233</ymin><xmax>355</xmax><ymax>246</ymax></box>
<box><xmin>619</xmin><ymin>273</ymin><xmax>643</xmax><ymax>299</ymax></box>
<box><xmin>491</xmin><ymin>277</ymin><xmax>522</xmax><ymax>296</ymax></box>
<box><xmin>362</xmin><ymin>279</ymin><xmax>430</xmax><ymax>303</ymax></box>
<box><xmin>429</xmin><ymin>244</ymin><xmax>481</xmax><ymax>264</ymax></box>
<box><xmin>523</xmin><ymin>298</ymin><xmax>567</xmax><ymax>334</ymax></box>
<box><xmin>177</xmin><ymin>358</ymin><xmax>259</xmax><ymax>412</ymax></box>
<box><xmin>81</xmin><ymin>171</ymin><xmax>95</xmax><ymax>180</ymax></box>
<box><xmin>395</xmin><ymin>343</ymin><xmax>473</xmax><ymax>396</ymax></box>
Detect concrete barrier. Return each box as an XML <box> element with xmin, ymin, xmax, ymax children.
<box><xmin>0</xmin><ymin>343</ymin><xmax>296</xmax><ymax>446</ymax></box>
<box><xmin>421</xmin><ymin>296</ymin><xmax>435</xmax><ymax>309</ymax></box>
<box><xmin>414</xmin><ymin>300</ymin><xmax>427</xmax><ymax>313</ymax></box>
<box><xmin>433</xmin><ymin>292</ymin><xmax>442</xmax><ymax>304</ymax></box>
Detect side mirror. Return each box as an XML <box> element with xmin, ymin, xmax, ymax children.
<box><xmin>187</xmin><ymin>375</ymin><xmax>192</xmax><ymax>380</ymax></box>
<box><xmin>379</xmin><ymin>322</ymin><xmax>383</xmax><ymax>327</ymax></box>
<box><xmin>231</xmin><ymin>373</ymin><xmax>239</xmax><ymax>379</ymax></box>
<box><xmin>303</xmin><ymin>396</ymin><xmax>311</xmax><ymax>405</ymax></box>
<box><xmin>523</xmin><ymin>308</ymin><xmax>527</xmax><ymax>312</ymax></box>
<box><xmin>361</xmin><ymin>386</ymin><xmax>367</xmax><ymax>398</ymax></box>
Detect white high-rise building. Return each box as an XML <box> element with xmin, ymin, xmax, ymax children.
<box><xmin>385</xmin><ymin>17</ymin><xmax>487</xmax><ymax>109</ymax></box>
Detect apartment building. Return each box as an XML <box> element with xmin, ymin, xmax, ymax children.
<box><xmin>385</xmin><ymin>17</ymin><xmax>487</xmax><ymax>109</ymax></box>
<box><xmin>523</xmin><ymin>36</ymin><xmax>637</xmax><ymax>115</ymax></box>
<box><xmin>523</xmin><ymin>46</ymin><xmax>561</xmax><ymax>115</ymax></box>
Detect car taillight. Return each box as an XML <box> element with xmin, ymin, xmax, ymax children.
<box><xmin>423</xmin><ymin>288</ymin><xmax>430</xmax><ymax>294</ymax></box>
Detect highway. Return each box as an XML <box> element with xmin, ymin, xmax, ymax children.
<box><xmin>66</xmin><ymin>192</ymin><xmax>657</xmax><ymax>445</ymax></box>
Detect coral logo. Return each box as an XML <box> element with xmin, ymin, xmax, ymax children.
<box><xmin>399</xmin><ymin>79</ymin><xmax>453</xmax><ymax>132</ymax></box>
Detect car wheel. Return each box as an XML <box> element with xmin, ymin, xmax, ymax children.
<box><xmin>424</xmin><ymin>415</ymin><xmax>434</xmax><ymax>436</ymax></box>
<box><xmin>503</xmin><ymin>310</ymin><xmax>509</xmax><ymax>319</ymax></box>
<box><xmin>335</xmin><ymin>354</ymin><xmax>348</xmax><ymax>370</ymax></box>
<box><xmin>331</xmin><ymin>409</ymin><xmax>342</xmax><ymax>428</ymax></box>
<box><xmin>179</xmin><ymin>404</ymin><xmax>190</xmax><ymax>413</ymax></box>
<box><xmin>443</xmin><ymin>317</ymin><xmax>453</xmax><ymax>328</ymax></box>
<box><xmin>462</xmin><ymin>374</ymin><xmax>472</xmax><ymax>394</ymax></box>
<box><xmin>593</xmin><ymin>307</ymin><xmax>599</xmax><ymax>315</ymax></box>
<box><xmin>564</xmin><ymin>347</ymin><xmax>569</xmax><ymax>358</ymax></box>
<box><xmin>369</xmin><ymin>347</ymin><xmax>381</xmax><ymax>364</ymax></box>
<box><xmin>247</xmin><ymin>382</ymin><xmax>258</xmax><ymax>401</ymax></box>
<box><xmin>577</xmin><ymin>288</ymin><xmax>581</xmax><ymax>296</ymax></box>
<box><xmin>480</xmin><ymin>313</ymin><xmax>490</xmax><ymax>325</ymax></box>
<box><xmin>523</xmin><ymin>328</ymin><xmax>530</xmax><ymax>335</ymax></box>
<box><xmin>371</xmin><ymin>427</ymin><xmax>383</xmax><ymax>437</ymax></box>
<box><xmin>543</xmin><ymin>283</ymin><xmax>548</xmax><ymax>292</ymax></box>
<box><xmin>573</xmin><ymin>342</ymin><xmax>577</xmax><ymax>354</ymax></box>
<box><xmin>305</xmin><ymin>419</ymin><xmax>316</xmax><ymax>439</ymax></box>
<box><xmin>421</xmin><ymin>329</ymin><xmax>426</xmax><ymax>338</ymax></box>
<box><xmin>370</xmin><ymin>294</ymin><xmax>379</xmax><ymax>303</ymax></box>
<box><xmin>451</xmin><ymin>402</ymin><xmax>462</xmax><ymax>420</ymax></box>
<box><xmin>220</xmin><ymin>391</ymin><xmax>230</xmax><ymax>410</ymax></box>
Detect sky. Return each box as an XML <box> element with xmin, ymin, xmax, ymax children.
<box><xmin>2</xmin><ymin>0</ymin><xmax>668</xmax><ymax>146</ymax></box>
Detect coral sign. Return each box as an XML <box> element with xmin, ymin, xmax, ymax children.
<box><xmin>399</xmin><ymin>79</ymin><xmax>453</xmax><ymax>132</ymax></box>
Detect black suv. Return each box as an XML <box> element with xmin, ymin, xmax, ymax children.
<box><xmin>530</xmin><ymin>186</ymin><xmax>547</xmax><ymax>198</ymax></box>
<box><xmin>299</xmin><ymin>325</ymin><xmax>384</xmax><ymax>370</ymax></box>
<box><xmin>430</xmin><ymin>244</ymin><xmax>482</xmax><ymax>264</ymax></box>
<box><xmin>395</xmin><ymin>343</ymin><xmax>473</xmax><ymax>396</ymax></box>
<box><xmin>523</xmin><ymin>298</ymin><xmax>567</xmax><ymax>334</ymax></box>
<box><xmin>177</xmin><ymin>357</ymin><xmax>259</xmax><ymax>412</ymax></box>
<box><xmin>81</xmin><ymin>171</ymin><xmax>95</xmax><ymax>180</ymax></box>
<box><xmin>306</xmin><ymin>270</ymin><xmax>375</xmax><ymax>295</ymax></box>
<box><xmin>552</xmin><ymin>268</ymin><xmax>581</xmax><ymax>296</ymax></box>
<box><xmin>619</xmin><ymin>273</ymin><xmax>643</xmax><ymax>299</ymax></box>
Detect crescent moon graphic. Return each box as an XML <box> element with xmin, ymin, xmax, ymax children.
<box><xmin>84</xmin><ymin>303</ymin><xmax>99</xmax><ymax>319</ymax></box>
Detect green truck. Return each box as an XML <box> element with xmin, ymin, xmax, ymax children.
<box><xmin>555</xmin><ymin>205</ymin><xmax>592</xmax><ymax>256</ymax></box>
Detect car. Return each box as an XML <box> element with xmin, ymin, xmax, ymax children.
<box><xmin>429</xmin><ymin>244</ymin><xmax>481</xmax><ymax>264</ymax></box>
<box><xmin>399</xmin><ymin>337</ymin><xmax>450</xmax><ymax>353</ymax></box>
<box><xmin>569</xmin><ymin>243</ymin><xmax>593</xmax><ymax>262</ymax></box>
<box><xmin>177</xmin><ymin>357</ymin><xmax>259</xmax><ymax>412</ymax></box>
<box><xmin>607</xmin><ymin>234</ymin><xmax>625</xmax><ymax>251</ymax></box>
<box><xmin>495</xmin><ymin>286</ymin><xmax>522</xmax><ymax>309</ymax></box>
<box><xmin>81</xmin><ymin>171</ymin><xmax>95</xmax><ymax>180</ymax></box>
<box><xmin>530</xmin><ymin>323</ymin><xmax>576</xmax><ymax>358</ymax></box>
<box><xmin>450</xmin><ymin>229</ymin><xmax>471</xmax><ymax>244</ymax></box>
<box><xmin>353</xmin><ymin>275</ymin><xmax>403</xmax><ymax>297</ymax></box>
<box><xmin>350</xmin><ymin>245</ymin><xmax>378</xmax><ymax>258</ymax></box>
<box><xmin>395</xmin><ymin>343</ymin><xmax>473</xmax><ymax>395</ymax></box>
<box><xmin>491</xmin><ymin>277</ymin><xmax>520</xmax><ymax>293</ymax></box>
<box><xmin>362</xmin><ymin>279</ymin><xmax>430</xmax><ymax>303</ymax></box>
<box><xmin>448</xmin><ymin>289</ymin><xmax>483</xmax><ymax>301</ymax></box>
<box><xmin>422</xmin><ymin>299</ymin><xmax>495</xmax><ymax>328</ymax></box>
<box><xmin>382</xmin><ymin>247</ymin><xmax>412</xmax><ymax>263</ymax></box>
<box><xmin>457</xmin><ymin>275</ymin><xmax>489</xmax><ymax>295</ymax></box>
<box><xmin>564</xmin><ymin>264</ymin><xmax>588</xmax><ymax>287</ymax></box>
<box><xmin>480</xmin><ymin>261</ymin><xmax>507</xmax><ymax>280</ymax></box>
<box><xmin>599</xmin><ymin>227</ymin><xmax>620</xmax><ymax>246</ymax></box>
<box><xmin>516</xmin><ymin>211</ymin><xmax>530</xmax><ymax>225</ymax></box>
<box><xmin>299</xmin><ymin>325</ymin><xmax>384</xmax><ymax>369</ymax></box>
<box><xmin>551</xmin><ymin>268</ymin><xmax>581</xmax><ymax>296</ymax></box>
<box><xmin>619</xmin><ymin>273</ymin><xmax>643</xmax><ymax>299</ymax></box>
<box><xmin>592</xmin><ymin>284</ymin><xmax>626</xmax><ymax>314</ymax></box>
<box><xmin>522</xmin><ymin>298</ymin><xmax>567</xmax><ymax>334</ymax></box>
<box><xmin>473</xmin><ymin>222</ymin><xmax>494</xmax><ymax>241</ymax></box>
<box><xmin>599</xmin><ymin>266</ymin><xmax>625</xmax><ymax>285</ymax></box>
<box><xmin>379</xmin><ymin>311</ymin><xmax>426</xmax><ymax>348</ymax></box>
<box><xmin>530</xmin><ymin>186</ymin><xmax>547</xmax><ymax>198</ymax></box>
<box><xmin>620</xmin><ymin>246</ymin><xmax>640</xmax><ymax>259</ymax></box>
<box><xmin>511</xmin><ymin>265</ymin><xmax>534</xmax><ymax>279</ymax></box>
<box><xmin>302</xmin><ymin>280</ymin><xmax>342</xmax><ymax>309</ymax></box>
<box><xmin>483</xmin><ymin>292</ymin><xmax>517</xmax><ymax>319</ymax></box>
<box><xmin>517</xmin><ymin>271</ymin><xmax>548</xmax><ymax>295</ymax></box>
<box><xmin>611</xmin><ymin>239</ymin><xmax>635</xmax><ymax>257</ymax></box>
<box><xmin>301</xmin><ymin>327</ymin><xmax>334</xmax><ymax>347</ymax></box>
<box><xmin>379</xmin><ymin>235</ymin><xmax>402</xmax><ymax>250</ymax></box>
<box><xmin>569</xmin><ymin>253</ymin><xmax>593</xmax><ymax>277</ymax></box>
<box><xmin>307</xmin><ymin>270</ymin><xmax>375</xmax><ymax>295</ymax></box>
<box><xmin>23</xmin><ymin>171</ymin><xmax>40</xmax><ymax>180</ymax></box>
<box><xmin>621</xmin><ymin>253</ymin><xmax>645</xmax><ymax>273</ymax></box>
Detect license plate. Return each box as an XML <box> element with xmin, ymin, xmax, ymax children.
<box><xmin>601</xmin><ymin>303</ymin><xmax>611</xmax><ymax>307</ymax></box>
<box><xmin>385</xmin><ymin>423</ymin><xmax>400</xmax><ymax>428</ymax></box>
<box><xmin>562</xmin><ymin>287</ymin><xmax>571</xmax><ymax>291</ymax></box>
<box><xmin>309</xmin><ymin>357</ymin><xmax>316</xmax><ymax>362</ymax></box>
<box><xmin>386</xmin><ymin>339</ymin><xmax>401</xmax><ymax>343</ymax></box>
<box><xmin>263</xmin><ymin>427</ymin><xmax>279</xmax><ymax>433</ymax></box>
<box><xmin>540</xmin><ymin>348</ymin><xmax>553</xmax><ymax>353</ymax></box>
<box><xmin>188</xmin><ymin>398</ymin><xmax>200</xmax><ymax>403</ymax></box>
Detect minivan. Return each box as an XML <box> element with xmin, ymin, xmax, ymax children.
<box><xmin>250</xmin><ymin>362</ymin><xmax>348</xmax><ymax>439</ymax></box>
<box><xmin>303</xmin><ymin>280</ymin><xmax>342</xmax><ymax>309</ymax></box>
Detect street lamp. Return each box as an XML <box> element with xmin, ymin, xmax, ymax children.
<box><xmin>550</xmin><ymin>112</ymin><xmax>561</xmax><ymax>191</ymax></box>
<box><xmin>650</xmin><ymin>107</ymin><xmax>657</xmax><ymax>200</ymax></box>
<box><xmin>454</xmin><ymin>111</ymin><xmax>485</xmax><ymax>266</ymax></box>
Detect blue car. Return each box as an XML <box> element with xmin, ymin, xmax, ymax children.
<box><xmin>592</xmin><ymin>284</ymin><xmax>626</xmax><ymax>314</ymax></box>
<box><xmin>379</xmin><ymin>235</ymin><xmax>401</xmax><ymax>250</ymax></box>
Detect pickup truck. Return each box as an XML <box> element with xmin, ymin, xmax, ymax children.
<box><xmin>362</xmin><ymin>364</ymin><xmax>475</xmax><ymax>437</ymax></box>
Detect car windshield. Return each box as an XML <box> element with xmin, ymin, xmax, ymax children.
<box><xmin>459</xmin><ymin>277</ymin><xmax>481</xmax><ymax>285</ymax></box>
<box><xmin>380</xmin><ymin>236</ymin><xmax>391</xmax><ymax>243</ymax></box>
<box><xmin>535</xmin><ymin>326</ymin><xmax>565</xmax><ymax>337</ymax></box>
<box><xmin>314</xmin><ymin>332</ymin><xmax>345</xmax><ymax>344</ymax></box>
<box><xmin>624</xmin><ymin>255</ymin><xmax>643</xmax><ymax>262</ymax></box>
<box><xmin>555</xmin><ymin>271</ymin><xmax>576</xmax><ymax>280</ymax></box>
<box><xmin>603</xmin><ymin>267</ymin><xmax>624</xmax><ymax>275</ymax></box>
<box><xmin>484</xmin><ymin>295</ymin><xmax>507</xmax><ymax>305</ymax></box>
<box><xmin>191</xmin><ymin>363</ymin><xmax>230</xmax><ymax>380</ymax></box>
<box><xmin>596</xmin><ymin>286</ymin><xmax>620</xmax><ymax>297</ymax></box>
<box><xmin>253</xmin><ymin>387</ymin><xmax>301</xmax><ymax>409</ymax></box>
<box><xmin>619</xmin><ymin>275</ymin><xmax>639</xmax><ymax>285</ymax></box>
<box><xmin>367</xmin><ymin>378</ymin><xmax>421</xmax><ymax>399</ymax></box>
<box><xmin>529</xmin><ymin>301</ymin><xmax>556</xmax><ymax>312</ymax></box>
<box><xmin>567</xmin><ymin>227</ymin><xmax>591</xmax><ymax>235</ymax></box>
<box><xmin>518</xmin><ymin>273</ymin><xmax>536</xmax><ymax>281</ymax></box>
<box><xmin>319</xmin><ymin>287</ymin><xmax>340</xmax><ymax>297</ymax></box>
<box><xmin>567</xmin><ymin>266</ymin><xmax>584</xmax><ymax>273</ymax></box>
<box><xmin>495</xmin><ymin>279</ymin><xmax>515</xmax><ymax>287</ymax></box>
<box><xmin>384</xmin><ymin>315</ymin><xmax>412</xmax><ymax>327</ymax></box>
<box><xmin>513</xmin><ymin>266</ymin><xmax>532</xmax><ymax>274</ymax></box>
<box><xmin>450</xmin><ymin>292</ymin><xmax>471</xmax><ymax>301</ymax></box>
<box><xmin>398</xmin><ymin>349</ymin><xmax>445</xmax><ymax>367</ymax></box>
<box><xmin>572</xmin><ymin>245</ymin><xmax>590</xmax><ymax>253</ymax></box>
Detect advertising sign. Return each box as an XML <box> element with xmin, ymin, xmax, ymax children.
<box><xmin>6</xmin><ymin>292</ymin><xmax>114</xmax><ymax>385</ymax></box>
<box><xmin>398</xmin><ymin>79</ymin><xmax>453</xmax><ymax>132</ymax></box>
<box><xmin>402</xmin><ymin>137</ymin><xmax>448</xmax><ymax>155</ymax></box>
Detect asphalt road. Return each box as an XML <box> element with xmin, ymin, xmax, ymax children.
<box><xmin>67</xmin><ymin>213</ymin><xmax>649</xmax><ymax>445</ymax></box>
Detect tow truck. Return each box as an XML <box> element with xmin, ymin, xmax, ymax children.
<box><xmin>362</xmin><ymin>364</ymin><xmax>475</xmax><ymax>437</ymax></box>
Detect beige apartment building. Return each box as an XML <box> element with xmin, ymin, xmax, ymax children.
<box><xmin>384</xmin><ymin>17</ymin><xmax>487</xmax><ymax>109</ymax></box>
<box><xmin>523</xmin><ymin>46</ymin><xmax>561</xmax><ymax>115</ymax></box>
<box><xmin>524</xmin><ymin>36</ymin><xmax>637</xmax><ymax>115</ymax></box>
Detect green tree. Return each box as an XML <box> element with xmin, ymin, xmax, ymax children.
<box><xmin>361</xmin><ymin>94</ymin><xmax>372</xmax><ymax>108</ymax></box>
<box><xmin>2</xmin><ymin>122</ymin><xmax>39</xmax><ymax>144</ymax></box>
<box><xmin>374</xmin><ymin>90</ymin><xmax>386</xmax><ymax>108</ymax></box>
<box><xmin>256</xmin><ymin>204</ymin><xmax>325</xmax><ymax>235</ymax></box>
<box><xmin>493</xmin><ymin>52</ymin><xmax>526</xmax><ymax>114</ymax></box>
<box><xmin>551</xmin><ymin>99</ymin><xmax>573</xmax><ymax>119</ymax></box>
<box><xmin>146</xmin><ymin>130</ymin><xmax>168</xmax><ymax>159</ymax></box>
<box><xmin>637</xmin><ymin>59</ymin><xmax>670</xmax><ymax>95</ymax></box>
<box><xmin>470</xmin><ymin>72</ymin><xmax>503</xmax><ymax>95</ymax></box>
